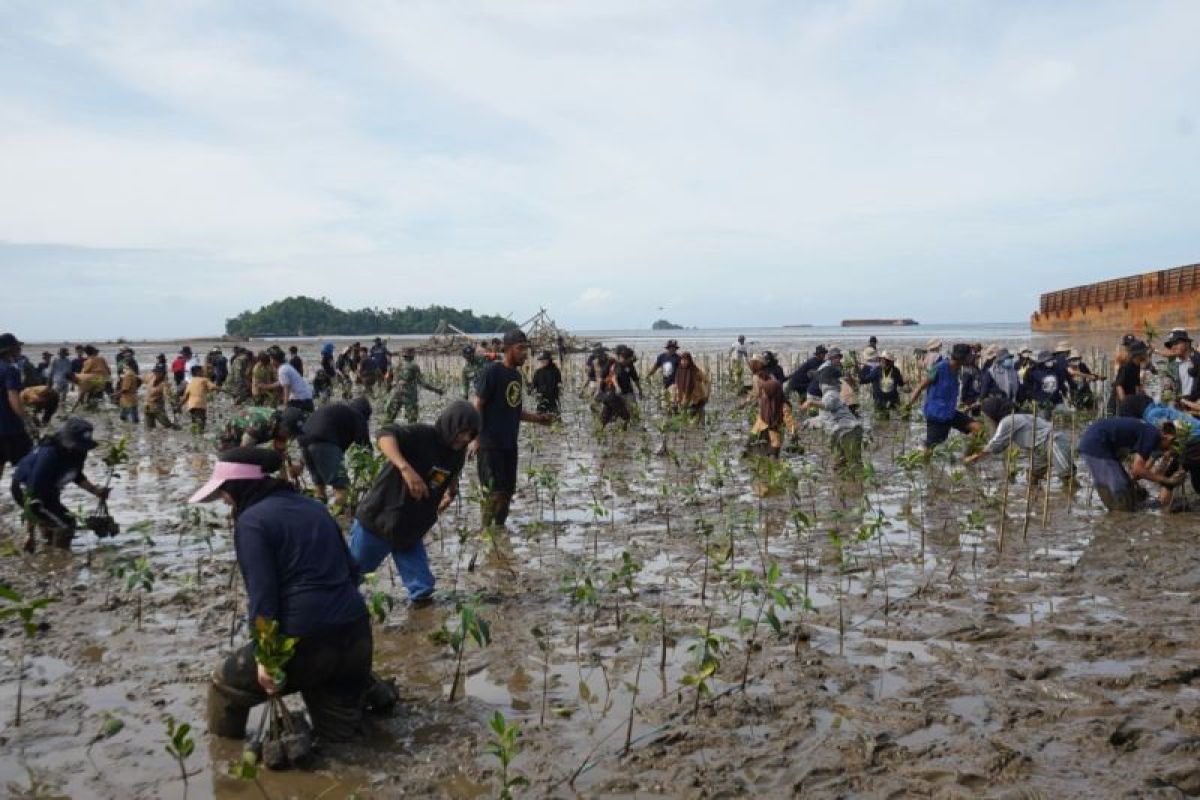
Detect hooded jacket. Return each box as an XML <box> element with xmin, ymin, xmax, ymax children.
<box><xmin>355</xmin><ymin>401</ymin><xmax>481</xmax><ymax>550</ymax></box>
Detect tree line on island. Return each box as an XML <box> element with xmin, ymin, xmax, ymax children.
<box><xmin>225</xmin><ymin>296</ymin><xmax>517</xmax><ymax>337</ymax></box>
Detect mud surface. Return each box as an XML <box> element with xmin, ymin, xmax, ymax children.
<box><xmin>3</xmin><ymin>338</ymin><xmax>1199</xmax><ymax>799</ymax></box>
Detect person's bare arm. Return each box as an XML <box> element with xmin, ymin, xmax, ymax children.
<box><xmin>378</xmin><ymin>432</ymin><xmax>429</xmax><ymax>499</ymax></box>
<box><xmin>7</xmin><ymin>389</ymin><xmax>28</xmax><ymax>428</ymax></box>
<box><xmin>1130</xmin><ymin>453</ymin><xmax>1182</xmax><ymax>486</ymax></box>
<box><xmin>908</xmin><ymin>376</ymin><xmax>933</xmax><ymax>406</ymax></box>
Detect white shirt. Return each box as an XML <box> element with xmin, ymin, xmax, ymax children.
<box><xmin>277</xmin><ymin>363</ymin><xmax>312</xmax><ymax>401</ymax></box>
<box><xmin>183</xmin><ymin>356</ymin><xmax>201</xmax><ymax>384</ymax></box>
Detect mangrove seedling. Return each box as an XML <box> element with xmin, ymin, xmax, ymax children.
<box><xmin>0</xmin><ymin>584</ymin><xmax>54</xmax><ymax>726</ymax></box>
<box><xmin>164</xmin><ymin>715</ymin><xmax>195</xmax><ymax>798</ymax></box>
<box><xmin>111</xmin><ymin>554</ymin><xmax>155</xmax><ymax>630</ymax></box>
<box><xmin>447</xmin><ymin>599</ymin><xmax>492</xmax><ymax>701</ymax></box>
<box><xmin>253</xmin><ymin>616</ymin><xmax>299</xmax><ymax>693</ymax></box>
<box><xmin>364</xmin><ymin>572</ymin><xmax>395</xmax><ymax>626</ymax></box>
<box><xmin>486</xmin><ymin>711</ymin><xmax>529</xmax><ymax>800</ymax></box>
<box><xmin>681</xmin><ymin>613</ymin><xmax>725</xmax><ymax>717</ymax></box>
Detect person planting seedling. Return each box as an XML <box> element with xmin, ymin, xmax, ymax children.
<box><xmin>964</xmin><ymin>397</ymin><xmax>1075</xmax><ymax>482</ymax></box>
<box><xmin>10</xmin><ymin>417</ymin><xmax>111</xmax><ymax>552</ymax></box>
<box><xmin>191</xmin><ymin>447</ymin><xmax>384</xmax><ymax>747</ymax></box>
<box><xmin>1076</xmin><ymin>416</ymin><xmax>1182</xmax><ymax>511</ymax></box>
<box><xmin>350</xmin><ymin>401</ymin><xmax>481</xmax><ymax>605</ymax></box>
<box><xmin>295</xmin><ymin>397</ymin><xmax>372</xmax><ymax>509</ymax></box>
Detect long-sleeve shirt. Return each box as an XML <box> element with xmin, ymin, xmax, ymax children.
<box><xmin>234</xmin><ymin>491</ymin><xmax>366</xmax><ymax>638</ymax></box>
<box><xmin>983</xmin><ymin>413</ymin><xmax>1073</xmax><ymax>477</ymax></box>
<box><xmin>13</xmin><ymin>443</ymin><xmax>87</xmax><ymax>507</ymax></box>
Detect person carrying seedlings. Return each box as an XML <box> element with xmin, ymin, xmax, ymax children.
<box><xmin>297</xmin><ymin>397</ymin><xmax>372</xmax><ymax>508</ymax></box>
<box><xmin>269</xmin><ymin>348</ymin><xmax>315</xmax><ymax>412</ymax></box>
<box><xmin>180</xmin><ymin>364</ymin><xmax>218</xmax><ymax>433</ymax></box>
<box><xmin>671</xmin><ymin>351</ymin><xmax>711</xmax><ymax>421</ymax></box>
<box><xmin>10</xmin><ymin>417</ymin><xmax>110</xmax><ymax>552</ymax></box>
<box><xmin>385</xmin><ymin>347</ymin><xmax>443</xmax><ymax>424</ymax></box>
<box><xmin>784</xmin><ymin>345</ymin><xmax>826</xmax><ymax>398</ymax></box>
<box><xmin>144</xmin><ymin>365</ymin><xmax>179</xmax><ymax>430</ymax></box>
<box><xmin>1077</xmin><ymin>416</ymin><xmax>1182</xmax><ymax>511</ymax></box>
<box><xmin>862</xmin><ymin>350</ymin><xmax>905</xmax><ymax>413</ymax></box>
<box><xmin>530</xmin><ymin>351</ymin><xmax>562</xmax><ymax>416</ymax></box>
<box><xmin>115</xmin><ymin>364</ymin><xmax>142</xmax><ymax>424</ymax></box>
<box><xmin>190</xmin><ymin>447</ymin><xmax>375</xmax><ymax>744</ymax></box>
<box><xmin>470</xmin><ymin>329</ymin><xmax>554</xmax><ymax>529</ymax></box>
<box><xmin>747</xmin><ymin>367</ymin><xmax>796</xmax><ymax>458</ymax></box>
<box><xmin>908</xmin><ymin>343</ymin><xmax>982</xmax><ymax>451</ymax></box>
<box><xmin>0</xmin><ymin>333</ymin><xmax>34</xmax><ymax>485</ymax></box>
<box><xmin>350</xmin><ymin>401</ymin><xmax>481</xmax><ymax>603</ymax></box>
<box><xmin>964</xmin><ymin>397</ymin><xmax>1074</xmax><ymax>480</ymax></box>
<box><xmin>21</xmin><ymin>385</ymin><xmax>59</xmax><ymax>427</ymax></box>
<box><xmin>646</xmin><ymin>340</ymin><xmax>680</xmax><ymax>395</ymax></box>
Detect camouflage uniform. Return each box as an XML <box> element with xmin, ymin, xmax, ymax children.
<box><xmin>461</xmin><ymin>356</ymin><xmax>484</xmax><ymax>399</ymax></box>
<box><xmin>386</xmin><ymin>359</ymin><xmax>437</xmax><ymax>422</ymax></box>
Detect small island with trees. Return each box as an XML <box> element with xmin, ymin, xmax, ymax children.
<box><xmin>225</xmin><ymin>296</ymin><xmax>516</xmax><ymax>337</ymax></box>
<box><xmin>651</xmin><ymin>318</ymin><xmax>685</xmax><ymax>330</ymax></box>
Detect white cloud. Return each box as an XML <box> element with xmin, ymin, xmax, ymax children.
<box><xmin>572</xmin><ymin>288</ymin><xmax>615</xmax><ymax>308</ymax></box>
<box><xmin>0</xmin><ymin>0</ymin><xmax>1198</xmax><ymax>338</ymax></box>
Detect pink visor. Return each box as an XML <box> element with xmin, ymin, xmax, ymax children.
<box><xmin>188</xmin><ymin>461</ymin><xmax>267</xmax><ymax>504</ymax></box>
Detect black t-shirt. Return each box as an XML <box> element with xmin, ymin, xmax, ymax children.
<box><xmin>364</xmin><ymin>424</ymin><xmax>465</xmax><ymax>546</ymax></box>
<box><xmin>476</xmin><ymin>362</ymin><xmax>523</xmax><ymax>450</ymax></box>
<box><xmin>299</xmin><ymin>402</ymin><xmax>370</xmax><ymax>450</ymax></box>
<box><xmin>532</xmin><ymin>364</ymin><xmax>561</xmax><ymax>401</ymax></box>
<box><xmin>1078</xmin><ymin>417</ymin><xmax>1159</xmax><ymax>460</ymax></box>
<box><xmin>1115</xmin><ymin>361</ymin><xmax>1141</xmax><ymax>395</ymax></box>
<box><xmin>612</xmin><ymin>362</ymin><xmax>639</xmax><ymax>394</ymax></box>
<box><xmin>786</xmin><ymin>356</ymin><xmax>823</xmax><ymax>394</ymax></box>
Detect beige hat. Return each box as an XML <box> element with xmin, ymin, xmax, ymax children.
<box><xmin>983</xmin><ymin>344</ymin><xmax>998</xmax><ymax>360</ymax></box>
<box><xmin>926</xmin><ymin>338</ymin><xmax>942</xmax><ymax>351</ymax></box>
<box><xmin>863</xmin><ymin>346</ymin><xmax>878</xmax><ymax>359</ymax></box>
<box><xmin>1054</xmin><ymin>340</ymin><xmax>1071</xmax><ymax>353</ymax></box>
<box><xmin>879</xmin><ymin>350</ymin><xmax>894</xmax><ymax>362</ymax></box>
<box><xmin>1019</xmin><ymin>347</ymin><xmax>1033</xmax><ymax>356</ymax></box>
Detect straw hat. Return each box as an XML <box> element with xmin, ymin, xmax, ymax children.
<box><xmin>1054</xmin><ymin>340</ymin><xmax>1071</xmax><ymax>354</ymax></box>
<box><xmin>925</xmin><ymin>338</ymin><xmax>942</xmax><ymax>351</ymax></box>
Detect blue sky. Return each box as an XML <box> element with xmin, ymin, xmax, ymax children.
<box><xmin>1</xmin><ymin>0</ymin><xmax>1197</xmax><ymax>339</ymax></box>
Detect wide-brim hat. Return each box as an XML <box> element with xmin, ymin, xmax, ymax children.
<box><xmin>926</xmin><ymin>338</ymin><xmax>942</xmax><ymax>351</ymax></box>
<box><xmin>983</xmin><ymin>344</ymin><xmax>998</xmax><ymax>360</ymax></box>
<box><xmin>878</xmin><ymin>350</ymin><xmax>894</xmax><ymax>362</ymax></box>
<box><xmin>665</xmin><ymin>340</ymin><xmax>679</xmax><ymax>349</ymax></box>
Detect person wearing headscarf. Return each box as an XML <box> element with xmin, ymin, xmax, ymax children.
<box><xmin>350</xmin><ymin>401</ymin><xmax>481</xmax><ymax>603</ymax></box>
<box><xmin>191</xmin><ymin>447</ymin><xmax>374</xmax><ymax>743</ymax></box>
<box><xmin>671</xmin><ymin>352</ymin><xmax>710</xmax><ymax>421</ymax></box>
<box><xmin>10</xmin><ymin>418</ymin><xmax>109</xmax><ymax>551</ymax></box>
<box><xmin>747</xmin><ymin>362</ymin><xmax>795</xmax><ymax>458</ymax></box>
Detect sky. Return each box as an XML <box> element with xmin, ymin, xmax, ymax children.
<box><xmin>1</xmin><ymin>0</ymin><xmax>1198</xmax><ymax>339</ymax></box>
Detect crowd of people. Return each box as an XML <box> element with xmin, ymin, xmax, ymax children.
<box><xmin>2</xmin><ymin>323</ymin><xmax>1196</xmax><ymax>754</ymax></box>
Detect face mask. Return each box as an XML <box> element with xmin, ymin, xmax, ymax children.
<box><xmin>1001</xmin><ymin>357</ymin><xmax>1014</xmax><ymax>368</ymax></box>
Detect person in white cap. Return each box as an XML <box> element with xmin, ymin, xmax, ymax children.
<box><xmin>192</xmin><ymin>447</ymin><xmax>376</xmax><ymax>744</ymax></box>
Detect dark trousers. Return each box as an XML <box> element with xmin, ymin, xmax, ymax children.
<box><xmin>208</xmin><ymin>616</ymin><xmax>373</xmax><ymax>742</ymax></box>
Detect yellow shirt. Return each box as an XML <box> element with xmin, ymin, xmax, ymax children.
<box><xmin>183</xmin><ymin>377</ymin><xmax>215</xmax><ymax>411</ymax></box>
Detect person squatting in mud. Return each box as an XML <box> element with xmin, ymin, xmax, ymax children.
<box><xmin>1077</xmin><ymin>415</ymin><xmax>1181</xmax><ymax>512</ymax></box>
<box><xmin>296</xmin><ymin>397</ymin><xmax>373</xmax><ymax>510</ymax></box>
<box><xmin>192</xmin><ymin>447</ymin><xmax>388</xmax><ymax>746</ymax></box>
<box><xmin>350</xmin><ymin>401</ymin><xmax>481</xmax><ymax>603</ymax></box>
<box><xmin>471</xmin><ymin>329</ymin><xmax>554</xmax><ymax>529</ymax></box>
<box><xmin>11</xmin><ymin>417</ymin><xmax>111</xmax><ymax>552</ymax></box>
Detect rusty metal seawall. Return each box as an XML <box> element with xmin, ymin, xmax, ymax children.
<box><xmin>1031</xmin><ymin>262</ymin><xmax>1200</xmax><ymax>334</ymax></box>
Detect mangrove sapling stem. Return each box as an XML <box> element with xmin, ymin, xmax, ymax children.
<box><xmin>693</xmin><ymin>611</ymin><xmax>714</xmax><ymax>718</ymax></box>
<box><xmin>838</xmin><ymin>595</ymin><xmax>845</xmax><ymax>656</ymax></box>
<box><xmin>997</xmin><ymin>412</ymin><xmax>1017</xmax><ymax>553</ymax></box>
<box><xmin>659</xmin><ymin>593</ymin><xmax>668</xmax><ymax>673</ymax></box>
<box><xmin>1041</xmin><ymin>413</ymin><xmax>1055</xmax><ymax>529</ymax></box>
<box><xmin>1022</xmin><ymin>414</ymin><xmax>1037</xmax><ymax>543</ymax></box>
<box><xmin>624</xmin><ymin>646</ymin><xmax>645</xmax><ymax>756</ymax></box>
<box><xmin>15</xmin><ymin>635</ymin><xmax>25</xmax><ymax>726</ymax></box>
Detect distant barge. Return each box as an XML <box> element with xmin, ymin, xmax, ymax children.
<box><xmin>841</xmin><ymin>319</ymin><xmax>918</xmax><ymax>327</ymax></box>
<box><xmin>1031</xmin><ymin>262</ymin><xmax>1200</xmax><ymax>334</ymax></box>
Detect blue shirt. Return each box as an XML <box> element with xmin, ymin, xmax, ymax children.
<box><xmin>1078</xmin><ymin>418</ymin><xmax>1160</xmax><ymax>460</ymax></box>
<box><xmin>234</xmin><ymin>491</ymin><xmax>366</xmax><ymax>638</ymax></box>
<box><xmin>13</xmin><ymin>443</ymin><xmax>86</xmax><ymax>504</ymax></box>
<box><xmin>0</xmin><ymin>360</ymin><xmax>23</xmax><ymax>435</ymax></box>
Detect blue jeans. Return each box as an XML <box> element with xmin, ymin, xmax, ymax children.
<box><xmin>349</xmin><ymin>519</ymin><xmax>435</xmax><ymax>601</ymax></box>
